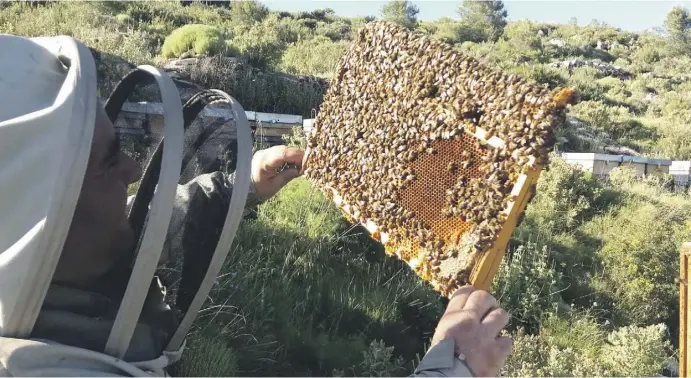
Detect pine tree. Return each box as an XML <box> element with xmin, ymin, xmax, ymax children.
<box><xmin>664</xmin><ymin>6</ymin><xmax>691</xmax><ymax>53</ymax></box>
<box><xmin>380</xmin><ymin>0</ymin><xmax>419</xmax><ymax>30</ymax></box>
<box><xmin>457</xmin><ymin>0</ymin><xmax>508</xmax><ymax>42</ymax></box>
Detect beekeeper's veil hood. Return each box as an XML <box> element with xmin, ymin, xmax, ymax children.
<box><xmin>0</xmin><ymin>34</ymin><xmax>253</xmax><ymax>360</ymax></box>
<box><xmin>0</xmin><ymin>34</ymin><xmax>98</xmax><ymax>339</ymax></box>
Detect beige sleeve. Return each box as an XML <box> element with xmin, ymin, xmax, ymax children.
<box><xmin>411</xmin><ymin>339</ymin><xmax>475</xmax><ymax>377</ymax></box>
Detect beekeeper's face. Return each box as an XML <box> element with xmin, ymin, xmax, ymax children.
<box><xmin>54</xmin><ymin>102</ymin><xmax>142</xmax><ymax>286</ymax></box>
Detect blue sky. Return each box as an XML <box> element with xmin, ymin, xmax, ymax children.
<box><xmin>260</xmin><ymin>1</ymin><xmax>691</xmax><ymax>32</ymax></box>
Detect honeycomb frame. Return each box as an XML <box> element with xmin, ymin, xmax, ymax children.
<box><xmin>303</xmin><ymin>21</ymin><xmax>574</xmax><ymax>297</ymax></box>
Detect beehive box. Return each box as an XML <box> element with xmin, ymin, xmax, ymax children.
<box><xmin>303</xmin><ymin>21</ymin><xmax>575</xmax><ymax>297</ymax></box>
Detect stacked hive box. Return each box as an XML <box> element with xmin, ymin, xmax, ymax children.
<box><xmin>304</xmin><ymin>21</ymin><xmax>575</xmax><ymax>296</ymax></box>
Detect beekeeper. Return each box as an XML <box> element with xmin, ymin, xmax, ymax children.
<box><xmin>0</xmin><ymin>34</ymin><xmax>512</xmax><ymax>377</ymax></box>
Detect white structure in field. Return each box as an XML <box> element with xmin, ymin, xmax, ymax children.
<box><xmin>559</xmin><ymin>153</ymin><xmax>672</xmax><ymax>178</ymax></box>
<box><xmin>671</xmin><ymin>161</ymin><xmax>691</xmax><ymax>188</ymax></box>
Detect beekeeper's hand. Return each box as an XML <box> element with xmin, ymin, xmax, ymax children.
<box><xmin>252</xmin><ymin>145</ymin><xmax>304</xmax><ymax>200</ymax></box>
<box><xmin>431</xmin><ymin>286</ymin><xmax>512</xmax><ymax>377</ymax></box>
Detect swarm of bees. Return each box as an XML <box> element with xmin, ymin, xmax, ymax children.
<box><xmin>303</xmin><ymin>21</ymin><xmax>576</xmax><ymax>296</ymax></box>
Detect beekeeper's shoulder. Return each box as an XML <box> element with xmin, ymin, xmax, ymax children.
<box><xmin>0</xmin><ymin>336</ymin><xmax>174</xmax><ymax>377</ymax></box>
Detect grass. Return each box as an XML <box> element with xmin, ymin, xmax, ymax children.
<box><xmin>168</xmin><ymin>178</ymin><xmax>444</xmax><ymax>376</ymax></box>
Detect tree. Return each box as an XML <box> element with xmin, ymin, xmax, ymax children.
<box><xmin>380</xmin><ymin>0</ymin><xmax>419</xmax><ymax>29</ymax></box>
<box><xmin>229</xmin><ymin>0</ymin><xmax>268</xmax><ymax>26</ymax></box>
<box><xmin>457</xmin><ymin>0</ymin><xmax>507</xmax><ymax>42</ymax></box>
<box><xmin>664</xmin><ymin>6</ymin><xmax>691</xmax><ymax>53</ymax></box>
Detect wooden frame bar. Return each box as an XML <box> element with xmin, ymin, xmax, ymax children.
<box><xmin>681</xmin><ymin>242</ymin><xmax>691</xmax><ymax>377</ymax></box>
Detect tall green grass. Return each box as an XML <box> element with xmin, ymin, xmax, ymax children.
<box><xmin>170</xmin><ymin>178</ymin><xmax>443</xmax><ymax>376</ymax></box>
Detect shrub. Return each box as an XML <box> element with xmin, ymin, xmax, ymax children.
<box><xmin>525</xmin><ymin>155</ymin><xmax>604</xmax><ymax>234</ymax></box>
<box><xmin>571</xmin><ymin>100</ymin><xmax>654</xmax><ymax>140</ymax></box>
<box><xmin>652</xmin><ymin>112</ymin><xmax>691</xmax><ymax>159</ymax></box>
<box><xmin>502</xmin><ymin>321</ymin><xmax>672</xmax><ymax>377</ymax></box>
<box><xmin>229</xmin><ymin>0</ymin><xmax>267</xmax><ymax>25</ymax></box>
<box><xmin>568</xmin><ymin>66</ymin><xmax>605</xmax><ymax>101</ymax></box>
<box><xmin>599</xmin><ymin>324</ymin><xmax>672</xmax><ymax>377</ymax></box>
<box><xmin>161</xmin><ymin>24</ymin><xmax>225</xmax><ymax>58</ymax></box>
<box><xmin>430</xmin><ymin>19</ymin><xmax>469</xmax><ymax>44</ymax></box>
<box><xmin>358</xmin><ymin>339</ymin><xmax>406</xmax><ymax>377</ymax></box>
<box><xmin>591</xmin><ymin>199</ymin><xmax>689</xmax><ymax>327</ymax></box>
<box><xmin>632</xmin><ymin>44</ymin><xmax>662</xmax><ymax>65</ymax></box>
<box><xmin>276</xmin><ymin>16</ymin><xmax>313</xmax><ymax>44</ymax></box>
<box><xmin>510</xmin><ymin>64</ymin><xmax>568</xmax><ymax>89</ymax></box>
<box><xmin>315</xmin><ymin>19</ymin><xmax>352</xmax><ymax>41</ymax></box>
<box><xmin>226</xmin><ymin>13</ymin><xmax>284</xmax><ymax>69</ymax></box>
<box><xmin>184</xmin><ymin>56</ymin><xmax>327</xmax><ymax>116</ymax></box>
<box><xmin>279</xmin><ymin>35</ymin><xmax>348</xmax><ymax>77</ymax></box>
<box><xmin>491</xmin><ymin>242</ymin><xmax>563</xmax><ymax>334</ymax></box>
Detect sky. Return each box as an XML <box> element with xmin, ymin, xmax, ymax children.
<box><xmin>260</xmin><ymin>1</ymin><xmax>691</xmax><ymax>33</ymax></box>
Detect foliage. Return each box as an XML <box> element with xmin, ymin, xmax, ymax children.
<box><xmin>161</xmin><ymin>24</ymin><xmax>224</xmax><ymax>58</ymax></box>
<box><xmin>184</xmin><ymin>178</ymin><xmax>444</xmax><ymax>375</ymax></box>
<box><xmin>491</xmin><ymin>242</ymin><xmax>563</xmax><ymax>334</ymax></box>
<box><xmin>229</xmin><ymin>0</ymin><xmax>267</xmax><ymax>25</ymax></box>
<box><xmin>359</xmin><ymin>340</ymin><xmax>407</xmax><ymax>377</ymax></box>
<box><xmin>599</xmin><ymin>324</ymin><xmax>672</xmax><ymax>377</ymax></box>
<box><xmin>380</xmin><ymin>0</ymin><xmax>419</xmax><ymax>30</ymax></box>
<box><xmin>279</xmin><ymin>35</ymin><xmax>348</xmax><ymax>77</ymax></box>
<box><xmin>525</xmin><ymin>155</ymin><xmax>604</xmax><ymax>234</ymax></box>
<box><xmin>168</xmin><ymin>335</ymin><xmax>239</xmax><ymax>376</ymax></box>
<box><xmin>591</xmin><ymin>196</ymin><xmax>689</xmax><ymax>326</ymax></box>
<box><xmin>503</xmin><ymin>321</ymin><xmax>671</xmax><ymax>377</ymax></box>
<box><xmin>184</xmin><ymin>56</ymin><xmax>327</xmax><ymax>116</ymax></box>
<box><xmin>457</xmin><ymin>0</ymin><xmax>508</xmax><ymax>42</ymax></box>
<box><xmin>275</xmin><ymin>16</ymin><xmax>313</xmax><ymax>44</ymax></box>
<box><xmin>652</xmin><ymin>112</ymin><xmax>691</xmax><ymax>160</ymax></box>
<box><xmin>226</xmin><ymin>13</ymin><xmax>284</xmax><ymax>69</ymax></box>
<box><xmin>571</xmin><ymin>100</ymin><xmax>654</xmax><ymax>141</ymax></box>
<box><xmin>664</xmin><ymin>6</ymin><xmax>691</xmax><ymax>53</ymax></box>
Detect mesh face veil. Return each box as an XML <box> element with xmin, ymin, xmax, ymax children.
<box><xmin>304</xmin><ymin>22</ymin><xmax>575</xmax><ymax>297</ymax></box>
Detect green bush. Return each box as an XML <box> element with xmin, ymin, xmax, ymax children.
<box><xmin>161</xmin><ymin>24</ymin><xmax>225</xmax><ymax>58</ymax></box>
<box><xmin>229</xmin><ymin>0</ymin><xmax>267</xmax><ymax>25</ymax></box>
<box><xmin>279</xmin><ymin>35</ymin><xmax>348</xmax><ymax>77</ymax></box>
<box><xmin>358</xmin><ymin>339</ymin><xmax>407</xmax><ymax>377</ymax></box>
<box><xmin>491</xmin><ymin>242</ymin><xmax>563</xmax><ymax>334</ymax></box>
<box><xmin>510</xmin><ymin>64</ymin><xmax>568</xmax><ymax>88</ymax></box>
<box><xmin>591</xmin><ymin>198</ymin><xmax>690</xmax><ymax>327</ymax></box>
<box><xmin>276</xmin><ymin>16</ymin><xmax>313</xmax><ymax>44</ymax></box>
<box><xmin>652</xmin><ymin>112</ymin><xmax>691</xmax><ymax>159</ymax></box>
<box><xmin>632</xmin><ymin>44</ymin><xmax>662</xmax><ymax>65</ymax></box>
<box><xmin>568</xmin><ymin>67</ymin><xmax>605</xmax><ymax>101</ymax></box>
<box><xmin>503</xmin><ymin>320</ymin><xmax>672</xmax><ymax>377</ymax></box>
<box><xmin>599</xmin><ymin>324</ymin><xmax>672</xmax><ymax>377</ymax></box>
<box><xmin>525</xmin><ymin>155</ymin><xmax>604</xmax><ymax>234</ymax></box>
<box><xmin>571</xmin><ymin>100</ymin><xmax>654</xmax><ymax>141</ymax></box>
<box><xmin>315</xmin><ymin>19</ymin><xmax>352</xmax><ymax>41</ymax></box>
<box><xmin>226</xmin><ymin>13</ymin><xmax>284</xmax><ymax>68</ymax></box>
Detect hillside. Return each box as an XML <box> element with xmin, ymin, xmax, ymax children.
<box><xmin>2</xmin><ymin>1</ymin><xmax>691</xmax><ymax>376</ymax></box>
